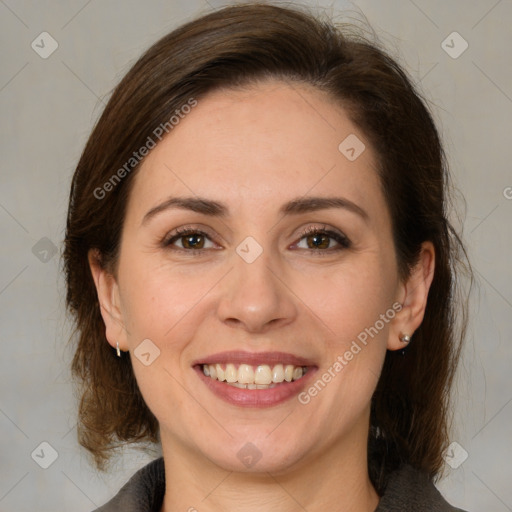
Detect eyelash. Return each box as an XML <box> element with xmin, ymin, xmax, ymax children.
<box><xmin>297</xmin><ymin>225</ymin><xmax>351</xmax><ymax>254</ymax></box>
<box><xmin>162</xmin><ymin>224</ymin><xmax>351</xmax><ymax>256</ymax></box>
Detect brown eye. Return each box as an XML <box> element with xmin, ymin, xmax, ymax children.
<box><xmin>181</xmin><ymin>233</ymin><xmax>205</xmax><ymax>249</ymax></box>
<box><xmin>163</xmin><ymin>228</ymin><xmax>215</xmax><ymax>251</ymax></box>
<box><xmin>295</xmin><ymin>226</ymin><xmax>351</xmax><ymax>254</ymax></box>
<box><xmin>305</xmin><ymin>232</ymin><xmax>331</xmax><ymax>249</ymax></box>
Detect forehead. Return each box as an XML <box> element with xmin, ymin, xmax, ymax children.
<box><xmin>127</xmin><ymin>80</ymin><xmax>385</xmax><ymax>222</ymax></box>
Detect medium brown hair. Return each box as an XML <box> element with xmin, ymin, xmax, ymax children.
<box><xmin>64</xmin><ymin>2</ymin><xmax>472</xmax><ymax>492</ymax></box>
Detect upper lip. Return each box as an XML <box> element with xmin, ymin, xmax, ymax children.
<box><xmin>192</xmin><ymin>350</ymin><xmax>317</xmax><ymax>368</ymax></box>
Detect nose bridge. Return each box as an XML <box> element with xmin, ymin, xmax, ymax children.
<box><xmin>216</xmin><ymin>239</ymin><xmax>297</xmax><ymax>332</ymax></box>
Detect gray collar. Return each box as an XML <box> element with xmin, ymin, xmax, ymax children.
<box><xmin>94</xmin><ymin>457</ymin><xmax>467</xmax><ymax>512</ymax></box>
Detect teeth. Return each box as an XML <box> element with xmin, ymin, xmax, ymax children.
<box><xmin>272</xmin><ymin>364</ymin><xmax>285</xmax><ymax>383</ymax></box>
<box><xmin>238</xmin><ymin>364</ymin><xmax>254</xmax><ymax>384</ymax></box>
<box><xmin>254</xmin><ymin>364</ymin><xmax>272</xmax><ymax>385</ymax></box>
<box><xmin>226</xmin><ymin>382</ymin><xmax>278</xmax><ymax>389</ymax></box>
<box><xmin>202</xmin><ymin>363</ymin><xmax>308</xmax><ymax>385</ymax></box>
<box><xmin>225</xmin><ymin>363</ymin><xmax>237</xmax><ymax>383</ymax></box>
<box><xmin>292</xmin><ymin>367</ymin><xmax>303</xmax><ymax>381</ymax></box>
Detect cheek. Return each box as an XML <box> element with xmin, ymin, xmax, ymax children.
<box><xmin>118</xmin><ymin>254</ymin><xmax>213</xmax><ymax>345</ymax></box>
<box><xmin>293</xmin><ymin>261</ymin><xmax>394</xmax><ymax>433</ymax></box>
<box><xmin>294</xmin><ymin>254</ymin><xmax>397</xmax><ymax>346</ymax></box>
<box><xmin>118</xmin><ymin>258</ymin><xmax>212</xmax><ymax>421</ymax></box>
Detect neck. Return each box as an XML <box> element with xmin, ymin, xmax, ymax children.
<box><xmin>159</xmin><ymin>418</ymin><xmax>379</xmax><ymax>512</ymax></box>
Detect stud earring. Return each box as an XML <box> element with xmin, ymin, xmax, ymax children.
<box><xmin>116</xmin><ymin>341</ymin><xmax>121</xmax><ymax>357</ymax></box>
<box><xmin>399</xmin><ymin>333</ymin><xmax>411</xmax><ymax>343</ymax></box>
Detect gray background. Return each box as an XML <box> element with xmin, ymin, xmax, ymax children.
<box><xmin>1</xmin><ymin>0</ymin><xmax>511</xmax><ymax>510</ymax></box>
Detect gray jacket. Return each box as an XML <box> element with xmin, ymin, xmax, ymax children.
<box><xmin>93</xmin><ymin>457</ymin><xmax>468</xmax><ymax>511</ymax></box>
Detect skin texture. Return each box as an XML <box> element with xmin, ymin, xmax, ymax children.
<box><xmin>89</xmin><ymin>80</ymin><xmax>435</xmax><ymax>512</ymax></box>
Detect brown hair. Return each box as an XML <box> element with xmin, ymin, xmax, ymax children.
<box><xmin>64</xmin><ymin>2</ymin><xmax>472</xmax><ymax>492</ymax></box>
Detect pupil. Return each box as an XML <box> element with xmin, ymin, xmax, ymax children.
<box><xmin>185</xmin><ymin>234</ymin><xmax>203</xmax><ymax>249</ymax></box>
<box><xmin>309</xmin><ymin>234</ymin><xmax>328</xmax><ymax>249</ymax></box>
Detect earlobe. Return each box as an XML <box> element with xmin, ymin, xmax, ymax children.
<box><xmin>387</xmin><ymin>241</ymin><xmax>435</xmax><ymax>351</ymax></box>
<box><xmin>88</xmin><ymin>249</ymin><xmax>127</xmax><ymax>351</ymax></box>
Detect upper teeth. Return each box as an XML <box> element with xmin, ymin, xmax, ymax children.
<box><xmin>202</xmin><ymin>363</ymin><xmax>307</xmax><ymax>385</ymax></box>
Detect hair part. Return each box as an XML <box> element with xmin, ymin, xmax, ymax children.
<box><xmin>64</xmin><ymin>2</ymin><xmax>472</xmax><ymax>491</ymax></box>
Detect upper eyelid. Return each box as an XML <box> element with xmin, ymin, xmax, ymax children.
<box><xmin>163</xmin><ymin>226</ymin><xmax>217</xmax><ymax>245</ymax></box>
<box><xmin>167</xmin><ymin>224</ymin><xmax>217</xmax><ymax>238</ymax></box>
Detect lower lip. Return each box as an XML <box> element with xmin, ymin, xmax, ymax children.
<box><xmin>194</xmin><ymin>365</ymin><xmax>318</xmax><ymax>408</ymax></box>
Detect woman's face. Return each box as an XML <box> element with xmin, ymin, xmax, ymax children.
<box><xmin>94</xmin><ymin>80</ymin><xmax>427</xmax><ymax>474</ymax></box>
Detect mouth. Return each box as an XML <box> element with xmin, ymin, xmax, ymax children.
<box><xmin>197</xmin><ymin>362</ymin><xmax>310</xmax><ymax>389</ymax></box>
<box><xmin>192</xmin><ymin>351</ymin><xmax>318</xmax><ymax>408</ymax></box>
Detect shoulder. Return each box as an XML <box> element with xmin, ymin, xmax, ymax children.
<box><xmin>92</xmin><ymin>457</ymin><xmax>165</xmax><ymax>512</ymax></box>
<box><xmin>375</xmin><ymin>464</ymin><xmax>468</xmax><ymax>512</ymax></box>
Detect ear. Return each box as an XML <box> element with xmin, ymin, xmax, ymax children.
<box><xmin>88</xmin><ymin>249</ymin><xmax>128</xmax><ymax>352</ymax></box>
<box><xmin>387</xmin><ymin>241</ymin><xmax>435</xmax><ymax>351</ymax></box>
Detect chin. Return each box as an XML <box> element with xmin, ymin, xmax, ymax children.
<box><xmin>198</xmin><ymin>436</ymin><xmax>310</xmax><ymax>475</ymax></box>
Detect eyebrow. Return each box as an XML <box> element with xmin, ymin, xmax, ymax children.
<box><xmin>141</xmin><ymin>195</ymin><xmax>369</xmax><ymax>225</ymax></box>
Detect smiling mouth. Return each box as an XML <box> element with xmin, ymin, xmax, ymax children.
<box><xmin>198</xmin><ymin>362</ymin><xmax>310</xmax><ymax>389</ymax></box>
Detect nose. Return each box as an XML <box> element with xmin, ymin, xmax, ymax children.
<box><xmin>216</xmin><ymin>248</ymin><xmax>298</xmax><ymax>334</ymax></box>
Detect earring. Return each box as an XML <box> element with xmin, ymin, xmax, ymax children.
<box><xmin>399</xmin><ymin>333</ymin><xmax>411</xmax><ymax>344</ymax></box>
<box><xmin>116</xmin><ymin>341</ymin><xmax>121</xmax><ymax>357</ymax></box>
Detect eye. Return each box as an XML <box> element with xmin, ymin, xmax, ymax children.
<box><xmin>293</xmin><ymin>225</ymin><xmax>351</xmax><ymax>254</ymax></box>
<box><xmin>162</xmin><ymin>227</ymin><xmax>217</xmax><ymax>252</ymax></box>
<box><xmin>162</xmin><ymin>224</ymin><xmax>351</xmax><ymax>256</ymax></box>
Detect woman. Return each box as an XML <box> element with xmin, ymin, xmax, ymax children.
<box><xmin>64</xmin><ymin>3</ymin><xmax>472</xmax><ymax>511</ymax></box>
